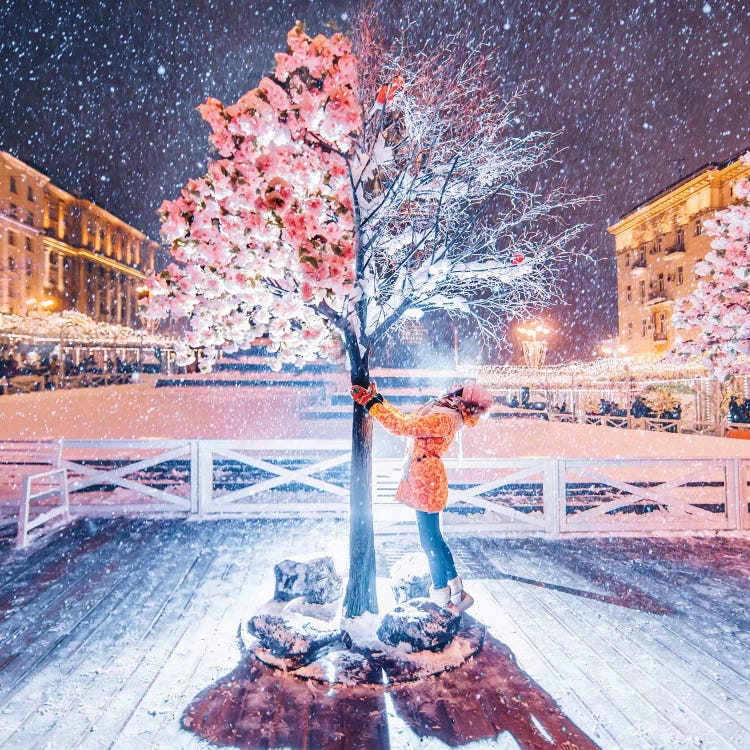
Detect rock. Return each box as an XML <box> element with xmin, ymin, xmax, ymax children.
<box><xmin>273</xmin><ymin>560</ymin><xmax>309</xmax><ymax>602</ymax></box>
<box><xmin>282</xmin><ymin>595</ymin><xmax>340</xmax><ymax>623</ymax></box>
<box><xmin>377</xmin><ymin>599</ymin><xmax>461</xmax><ymax>653</ymax></box>
<box><xmin>304</xmin><ymin>556</ymin><xmax>343</xmax><ymax>605</ymax></box>
<box><xmin>390</xmin><ymin>553</ymin><xmax>431</xmax><ymax>603</ymax></box>
<box><xmin>247</xmin><ymin>612</ymin><xmax>352</xmax><ymax>668</ymax></box>
<box><xmin>294</xmin><ymin>648</ymin><xmax>384</xmax><ymax>685</ymax></box>
<box><xmin>273</xmin><ymin>556</ymin><xmax>343</xmax><ymax>605</ymax></box>
<box><xmin>378</xmin><ymin>617</ymin><xmax>486</xmax><ymax>683</ymax></box>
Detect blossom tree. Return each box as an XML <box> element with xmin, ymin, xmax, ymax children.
<box><xmin>672</xmin><ymin>153</ymin><xmax>750</xmax><ymax>382</ymax></box>
<box><xmin>145</xmin><ymin>20</ymin><xmax>586</xmax><ymax>617</ymax></box>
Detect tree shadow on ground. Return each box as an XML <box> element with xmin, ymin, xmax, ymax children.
<box><xmin>183</xmin><ymin>622</ymin><xmax>601</xmax><ymax>750</ymax></box>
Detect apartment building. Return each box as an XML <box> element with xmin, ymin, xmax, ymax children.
<box><xmin>0</xmin><ymin>151</ymin><xmax>158</xmax><ymax>325</ymax></box>
<box><xmin>608</xmin><ymin>150</ymin><xmax>750</xmax><ymax>360</ymax></box>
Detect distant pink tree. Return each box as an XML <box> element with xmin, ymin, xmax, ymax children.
<box><xmin>146</xmin><ymin>19</ymin><xmax>586</xmax><ymax>617</ymax></box>
<box><xmin>672</xmin><ymin>153</ymin><xmax>750</xmax><ymax>382</ymax></box>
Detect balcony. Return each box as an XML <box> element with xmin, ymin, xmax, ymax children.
<box><xmin>664</xmin><ymin>244</ymin><xmax>685</xmax><ymax>256</ymax></box>
<box><xmin>653</xmin><ymin>331</ymin><xmax>668</xmax><ymax>341</ymax></box>
<box><xmin>630</xmin><ymin>258</ymin><xmax>647</xmax><ymax>273</ymax></box>
<box><xmin>0</xmin><ymin>201</ymin><xmax>36</xmax><ymax>229</ymax></box>
<box><xmin>646</xmin><ymin>291</ymin><xmax>672</xmax><ymax>305</ymax></box>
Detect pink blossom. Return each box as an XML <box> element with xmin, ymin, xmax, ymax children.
<box><xmin>148</xmin><ymin>22</ymin><xmax>362</xmax><ymax>369</ymax></box>
<box><xmin>198</xmin><ymin>98</ymin><xmax>226</xmax><ymax>132</ymax></box>
<box><xmin>672</xmin><ymin>164</ymin><xmax>750</xmax><ymax>380</ymax></box>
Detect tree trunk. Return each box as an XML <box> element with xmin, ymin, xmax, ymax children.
<box><xmin>342</xmin><ymin>343</ymin><xmax>378</xmax><ymax>618</ymax></box>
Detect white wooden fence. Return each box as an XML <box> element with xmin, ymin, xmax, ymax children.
<box><xmin>2</xmin><ymin>439</ymin><xmax>748</xmax><ymax>537</ymax></box>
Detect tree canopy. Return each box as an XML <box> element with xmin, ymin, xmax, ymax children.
<box><xmin>145</xmin><ymin>19</ymin><xmax>586</xmax><ymax>372</ymax></box>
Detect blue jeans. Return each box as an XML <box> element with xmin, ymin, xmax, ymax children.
<box><xmin>416</xmin><ymin>511</ymin><xmax>457</xmax><ymax>588</ymax></box>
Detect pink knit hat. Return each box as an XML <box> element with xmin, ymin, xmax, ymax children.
<box><xmin>456</xmin><ymin>381</ymin><xmax>494</xmax><ymax>410</ymax></box>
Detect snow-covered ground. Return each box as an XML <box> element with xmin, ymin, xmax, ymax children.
<box><xmin>1</xmin><ymin>381</ymin><xmax>749</xmax><ymax>749</ymax></box>
<box><xmin>1</xmin><ymin>378</ymin><xmax>750</xmax><ymax>462</ymax></box>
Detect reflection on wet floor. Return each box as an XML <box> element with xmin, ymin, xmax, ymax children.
<box><xmin>183</xmin><ymin>625</ymin><xmax>601</xmax><ymax>750</ymax></box>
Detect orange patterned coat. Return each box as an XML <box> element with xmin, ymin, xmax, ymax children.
<box><xmin>369</xmin><ymin>399</ymin><xmax>463</xmax><ymax>513</ymax></box>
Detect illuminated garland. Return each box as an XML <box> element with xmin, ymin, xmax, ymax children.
<box><xmin>470</xmin><ymin>358</ymin><xmax>714</xmax><ymax>389</ymax></box>
<box><xmin>0</xmin><ymin>311</ymin><xmax>175</xmax><ymax>348</ymax></box>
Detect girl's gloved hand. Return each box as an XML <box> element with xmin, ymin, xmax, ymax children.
<box><xmin>350</xmin><ymin>381</ymin><xmax>381</xmax><ymax>409</ymax></box>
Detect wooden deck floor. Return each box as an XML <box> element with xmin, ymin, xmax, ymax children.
<box><xmin>0</xmin><ymin>518</ymin><xmax>748</xmax><ymax>749</ymax></box>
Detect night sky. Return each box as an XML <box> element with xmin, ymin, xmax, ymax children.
<box><xmin>2</xmin><ymin>0</ymin><xmax>749</xmax><ymax>361</ymax></box>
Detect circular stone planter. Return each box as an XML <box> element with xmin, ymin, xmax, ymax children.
<box><xmin>239</xmin><ymin>616</ymin><xmax>485</xmax><ymax>686</ymax></box>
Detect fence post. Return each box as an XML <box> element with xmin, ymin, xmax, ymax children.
<box><xmin>543</xmin><ymin>458</ymin><xmax>563</xmax><ymax>536</ymax></box>
<box><xmin>726</xmin><ymin>458</ymin><xmax>740</xmax><ymax>530</ymax></box>
<box><xmin>190</xmin><ymin>440</ymin><xmax>213</xmax><ymax>517</ymax></box>
<box><xmin>198</xmin><ymin>440</ymin><xmax>214</xmax><ymax>517</ymax></box>
<box><xmin>189</xmin><ymin>440</ymin><xmax>200</xmax><ymax>516</ymax></box>
<box><xmin>557</xmin><ymin>459</ymin><xmax>567</xmax><ymax>534</ymax></box>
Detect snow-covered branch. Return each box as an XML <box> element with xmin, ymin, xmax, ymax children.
<box><xmin>147</xmin><ymin>16</ymin><xmax>589</xmax><ymax>371</ymax></box>
<box><xmin>348</xmin><ymin>32</ymin><xmax>589</xmax><ymax>346</ymax></box>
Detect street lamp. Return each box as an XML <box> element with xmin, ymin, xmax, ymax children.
<box><xmin>517</xmin><ymin>321</ymin><xmax>551</xmax><ymax>368</ymax></box>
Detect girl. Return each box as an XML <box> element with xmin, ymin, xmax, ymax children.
<box><xmin>350</xmin><ymin>380</ymin><xmax>494</xmax><ymax>613</ymax></box>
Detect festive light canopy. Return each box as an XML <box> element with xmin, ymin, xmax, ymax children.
<box><xmin>473</xmin><ymin>358</ymin><xmax>710</xmax><ymax>390</ymax></box>
<box><xmin>0</xmin><ymin>311</ymin><xmax>175</xmax><ymax>348</ymax></box>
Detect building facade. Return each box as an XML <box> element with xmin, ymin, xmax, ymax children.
<box><xmin>608</xmin><ymin>151</ymin><xmax>750</xmax><ymax>360</ymax></box>
<box><xmin>0</xmin><ymin>151</ymin><xmax>158</xmax><ymax>325</ymax></box>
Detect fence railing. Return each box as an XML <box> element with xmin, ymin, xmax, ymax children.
<box><xmin>565</xmin><ymin>413</ymin><xmax>716</xmax><ymax>434</ymax></box>
<box><xmin>2</xmin><ymin>439</ymin><xmax>748</xmax><ymax>536</ymax></box>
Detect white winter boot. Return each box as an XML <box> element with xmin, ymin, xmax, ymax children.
<box><xmin>447</xmin><ymin>575</ymin><xmax>474</xmax><ymax>613</ymax></box>
<box><xmin>429</xmin><ymin>584</ymin><xmax>451</xmax><ymax>608</ymax></box>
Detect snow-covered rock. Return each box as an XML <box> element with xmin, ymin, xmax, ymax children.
<box><xmin>378</xmin><ymin>616</ymin><xmax>486</xmax><ymax>683</ymax></box>
<box><xmin>390</xmin><ymin>553</ymin><xmax>431</xmax><ymax>603</ymax></box>
<box><xmin>246</xmin><ymin>612</ymin><xmax>351</xmax><ymax>668</ymax></box>
<box><xmin>377</xmin><ymin>599</ymin><xmax>460</xmax><ymax>652</ymax></box>
<box><xmin>273</xmin><ymin>556</ymin><xmax>343</xmax><ymax>604</ymax></box>
<box><xmin>273</xmin><ymin>559</ymin><xmax>309</xmax><ymax>601</ymax></box>
<box><xmin>294</xmin><ymin>648</ymin><xmax>384</xmax><ymax>685</ymax></box>
<box><xmin>303</xmin><ymin>556</ymin><xmax>344</xmax><ymax>604</ymax></box>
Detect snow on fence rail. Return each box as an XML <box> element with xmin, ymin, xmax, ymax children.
<box><xmin>1</xmin><ymin>439</ymin><xmax>748</xmax><ymax>536</ymax></box>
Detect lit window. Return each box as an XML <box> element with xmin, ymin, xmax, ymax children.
<box><xmin>48</xmin><ymin>252</ymin><xmax>59</xmax><ymax>286</ymax></box>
